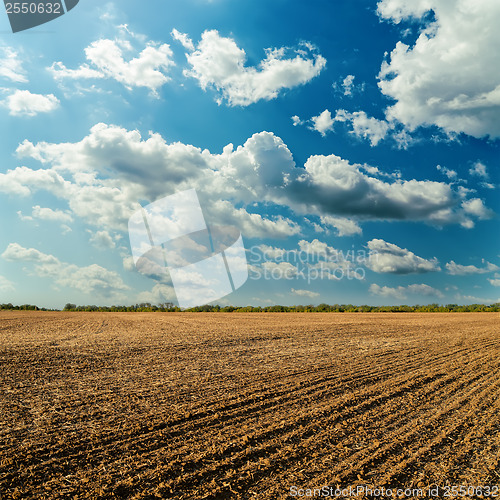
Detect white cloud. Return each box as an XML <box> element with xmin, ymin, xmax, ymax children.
<box><xmin>489</xmin><ymin>273</ymin><xmax>500</xmax><ymax>287</ymax></box>
<box><xmin>2</xmin><ymin>243</ymin><xmax>128</xmax><ymax>296</ymax></box>
<box><xmin>0</xmin><ymin>46</ymin><xmax>27</xmax><ymax>83</ymax></box>
<box><xmin>298</xmin><ymin>239</ymin><xmax>329</xmax><ymax>257</ymax></box>
<box><xmin>370</xmin><ymin>282</ymin><xmax>443</xmax><ymax>300</ymax></box>
<box><xmin>89</xmin><ymin>230</ymin><xmax>116</xmax><ymax>249</ymax></box>
<box><xmin>332</xmin><ymin>74</ymin><xmax>365</xmax><ymax>97</ymax></box>
<box><xmin>298</xmin><ymin>154</ymin><xmax>471</xmax><ymax>224</ymax></box>
<box><xmin>455</xmin><ymin>293</ymin><xmax>499</xmax><ymax>305</ymax></box>
<box><xmin>12</xmin><ymin>125</ymin><xmax>300</xmax><ymax>238</ymax></box>
<box><xmin>310</xmin><ymin>109</ymin><xmax>334</xmax><ymax>136</ymax></box>
<box><xmin>369</xmin><ymin>283</ymin><xmax>406</xmax><ymax>300</ymax></box>
<box><xmin>3</xmin><ymin>90</ymin><xmax>59</xmax><ymax>117</ymax></box>
<box><xmin>291</xmin><ymin>288</ymin><xmax>320</xmax><ymax>298</ymax></box>
<box><xmin>469</xmin><ymin>161</ymin><xmax>488</xmax><ymax>179</ymax></box>
<box><xmin>182</xmin><ymin>29</ymin><xmax>326</xmax><ymax>106</ymax></box>
<box><xmin>367</xmin><ymin>239</ymin><xmax>440</xmax><ymax>274</ymax></box>
<box><xmin>305</xmin><ymin>108</ymin><xmax>390</xmax><ymax>145</ymax></box>
<box><xmin>137</xmin><ymin>283</ymin><xmax>176</xmax><ymax>304</ymax></box>
<box><xmin>0</xmin><ymin>275</ymin><xmax>14</xmax><ymax>293</ymax></box>
<box><xmin>207</xmin><ymin>200</ymin><xmax>300</xmax><ymax>239</ymax></box>
<box><xmin>17</xmin><ymin>211</ymin><xmax>32</xmax><ymax>222</ymax></box>
<box><xmin>461</xmin><ymin>198</ymin><xmax>494</xmax><ymax>220</ymax></box>
<box><xmin>48</xmin><ymin>62</ymin><xmax>105</xmax><ymax>80</ymax></box>
<box><xmin>319</xmin><ymin>215</ymin><xmax>362</xmax><ymax>236</ymax></box>
<box><xmin>0</xmin><ymin>165</ymin><xmax>70</xmax><ymax>197</ymax></box>
<box><xmin>50</xmin><ymin>31</ymin><xmax>175</xmax><ymax>95</ymax></box>
<box><xmin>297</xmin><ymin>239</ymin><xmax>364</xmax><ymax>280</ymax></box>
<box><xmin>10</xmin><ymin>124</ymin><xmax>488</xmax><ymax>242</ymax></box>
<box><xmin>436</xmin><ymin>165</ymin><xmax>457</xmax><ymax>180</ymax></box>
<box><xmin>291</xmin><ymin>115</ymin><xmax>304</xmax><ymax>126</ymax></box>
<box><xmin>407</xmin><ymin>283</ymin><xmax>444</xmax><ymax>298</ymax></box>
<box><xmin>2</xmin><ymin>242</ymin><xmax>60</xmax><ymax>264</ymax></box>
<box><xmin>32</xmin><ymin>205</ymin><xmax>73</xmax><ymax>223</ymax></box>
<box><xmin>85</xmin><ymin>39</ymin><xmax>174</xmax><ymax>94</ymax></box>
<box><xmin>378</xmin><ymin>0</ymin><xmax>500</xmax><ymax>139</ymax></box>
<box><xmin>261</xmin><ymin>261</ymin><xmax>302</xmax><ymax>278</ymax></box>
<box><xmin>171</xmin><ymin>28</ymin><xmax>194</xmax><ymax>51</ymax></box>
<box><xmin>258</xmin><ymin>244</ymin><xmax>287</xmax><ymax>260</ymax></box>
<box><xmin>334</xmin><ymin>109</ymin><xmax>390</xmax><ymax>146</ymax></box>
<box><xmin>342</xmin><ymin>74</ymin><xmax>355</xmax><ymax>95</ymax></box>
<box><xmin>446</xmin><ymin>260</ymin><xmax>499</xmax><ymax>276</ymax></box>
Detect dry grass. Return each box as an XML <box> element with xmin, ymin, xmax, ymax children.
<box><xmin>1</xmin><ymin>311</ymin><xmax>499</xmax><ymax>499</ymax></box>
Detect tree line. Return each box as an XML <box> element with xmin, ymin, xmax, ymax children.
<box><xmin>1</xmin><ymin>302</ymin><xmax>499</xmax><ymax>313</ymax></box>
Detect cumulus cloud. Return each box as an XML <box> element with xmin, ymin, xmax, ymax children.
<box><xmin>310</xmin><ymin>109</ymin><xmax>334</xmax><ymax>136</ymax></box>
<box><xmin>31</xmin><ymin>205</ymin><xmax>73</xmax><ymax>223</ymax></box>
<box><xmin>0</xmin><ymin>46</ymin><xmax>27</xmax><ymax>83</ymax></box>
<box><xmin>436</xmin><ymin>165</ymin><xmax>458</xmax><ymax>180</ymax></box>
<box><xmin>252</xmin><ymin>239</ymin><xmax>364</xmax><ymax>281</ymax></box>
<box><xmin>319</xmin><ymin>215</ymin><xmax>362</xmax><ymax>236</ymax></box>
<box><xmin>369</xmin><ymin>283</ymin><xmax>406</xmax><ymax>300</ymax></box>
<box><xmin>332</xmin><ymin>74</ymin><xmax>365</xmax><ymax>96</ymax></box>
<box><xmin>305</xmin><ymin>108</ymin><xmax>390</xmax><ymax>145</ymax></box>
<box><xmin>171</xmin><ymin>28</ymin><xmax>194</xmax><ymax>51</ymax></box>
<box><xmin>445</xmin><ymin>260</ymin><xmax>499</xmax><ymax>276</ymax></box>
<box><xmin>89</xmin><ymin>230</ymin><xmax>116</xmax><ymax>249</ymax></box>
<box><xmin>48</xmin><ymin>62</ymin><xmax>105</xmax><ymax>80</ymax></box>
<box><xmin>461</xmin><ymin>198</ymin><xmax>494</xmax><ymax>220</ymax></box>
<box><xmin>407</xmin><ymin>283</ymin><xmax>444</xmax><ymax>297</ymax></box>
<box><xmin>0</xmin><ymin>167</ymin><xmax>68</xmax><ymax>197</ymax></box>
<box><xmin>86</xmin><ymin>40</ymin><xmax>174</xmax><ymax>93</ymax></box>
<box><xmin>258</xmin><ymin>245</ymin><xmax>287</xmax><ymax>260</ymax></box>
<box><xmin>469</xmin><ymin>161</ymin><xmax>488</xmax><ymax>179</ymax></box>
<box><xmin>377</xmin><ymin>0</ymin><xmax>500</xmax><ymax>139</ymax></box>
<box><xmin>369</xmin><ymin>282</ymin><xmax>443</xmax><ymax>300</ymax></box>
<box><xmin>488</xmin><ymin>273</ymin><xmax>500</xmax><ymax>287</ymax></box>
<box><xmin>297</xmin><ymin>239</ymin><xmax>365</xmax><ymax>280</ymax></box>
<box><xmin>3</xmin><ymin>90</ymin><xmax>59</xmax><ymax>117</ymax></box>
<box><xmin>49</xmin><ymin>31</ymin><xmax>175</xmax><ymax>95</ymax></box>
<box><xmin>2</xmin><ymin>242</ymin><xmax>60</xmax><ymax>265</ymax></box>
<box><xmin>336</xmin><ymin>109</ymin><xmax>390</xmax><ymax>146</ymax></box>
<box><xmin>296</xmin><ymin>154</ymin><xmax>475</xmax><ymax>224</ymax></box>
<box><xmin>137</xmin><ymin>283</ymin><xmax>176</xmax><ymax>304</ymax></box>
<box><xmin>367</xmin><ymin>239</ymin><xmax>440</xmax><ymax>274</ymax></box>
<box><xmin>180</xmin><ymin>29</ymin><xmax>326</xmax><ymax>106</ymax></box>
<box><xmin>0</xmin><ymin>275</ymin><xmax>15</xmax><ymax>292</ymax></box>
<box><xmin>291</xmin><ymin>288</ymin><xmax>320</xmax><ymax>298</ymax></box>
<box><xmin>298</xmin><ymin>239</ymin><xmax>332</xmax><ymax>258</ymax></box>
<box><xmin>12</xmin><ymin>125</ymin><xmax>300</xmax><ymax>238</ymax></box>
<box><xmin>456</xmin><ymin>294</ymin><xmax>499</xmax><ymax>305</ymax></box>
<box><xmin>291</xmin><ymin>115</ymin><xmax>304</xmax><ymax>126</ymax></box>
<box><xmin>261</xmin><ymin>261</ymin><xmax>302</xmax><ymax>278</ymax></box>
<box><xmin>342</xmin><ymin>75</ymin><xmax>355</xmax><ymax>95</ymax></box>
<box><xmin>9</xmin><ymin>124</ymin><xmax>491</xmax><ymax>242</ymax></box>
<box><xmin>2</xmin><ymin>243</ymin><xmax>128</xmax><ymax>296</ymax></box>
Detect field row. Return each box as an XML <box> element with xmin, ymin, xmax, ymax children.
<box><xmin>1</xmin><ymin>312</ymin><xmax>499</xmax><ymax>498</ymax></box>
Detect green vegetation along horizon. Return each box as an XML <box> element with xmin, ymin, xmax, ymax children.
<box><xmin>1</xmin><ymin>302</ymin><xmax>499</xmax><ymax>313</ymax></box>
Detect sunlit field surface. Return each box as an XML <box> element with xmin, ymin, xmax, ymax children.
<box><xmin>1</xmin><ymin>312</ymin><xmax>499</xmax><ymax>499</ymax></box>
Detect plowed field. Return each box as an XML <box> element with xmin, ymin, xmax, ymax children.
<box><xmin>1</xmin><ymin>312</ymin><xmax>499</xmax><ymax>499</ymax></box>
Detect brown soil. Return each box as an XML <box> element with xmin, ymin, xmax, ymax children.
<box><xmin>1</xmin><ymin>312</ymin><xmax>499</xmax><ymax>499</ymax></box>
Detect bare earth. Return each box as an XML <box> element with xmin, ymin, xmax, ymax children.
<box><xmin>1</xmin><ymin>312</ymin><xmax>499</xmax><ymax>499</ymax></box>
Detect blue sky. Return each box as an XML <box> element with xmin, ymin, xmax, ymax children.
<box><xmin>0</xmin><ymin>0</ymin><xmax>499</xmax><ymax>308</ymax></box>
